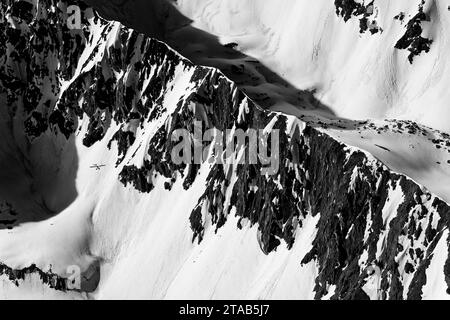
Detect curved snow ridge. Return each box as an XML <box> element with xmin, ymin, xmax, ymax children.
<box><xmin>85</xmin><ymin>0</ymin><xmax>450</xmax><ymax>208</ymax></box>
<box><xmin>319</xmin><ymin>121</ymin><xmax>450</xmax><ymax>200</ymax></box>
<box><xmin>55</xmin><ymin>6</ymin><xmax>450</xmax><ymax>299</ymax></box>
<box><xmin>318</xmin><ymin>117</ymin><xmax>450</xmax><ymax>203</ymax></box>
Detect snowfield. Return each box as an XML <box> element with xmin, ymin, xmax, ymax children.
<box><xmin>173</xmin><ymin>0</ymin><xmax>450</xmax><ymax>131</ymax></box>
<box><xmin>87</xmin><ymin>0</ymin><xmax>450</xmax><ymax>202</ymax></box>
<box><xmin>0</xmin><ymin>0</ymin><xmax>450</xmax><ymax>300</ymax></box>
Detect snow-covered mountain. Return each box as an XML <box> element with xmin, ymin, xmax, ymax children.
<box><xmin>1</xmin><ymin>0</ymin><xmax>450</xmax><ymax>300</ymax></box>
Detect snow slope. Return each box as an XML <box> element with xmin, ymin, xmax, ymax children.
<box><xmin>86</xmin><ymin>0</ymin><xmax>450</xmax><ymax>204</ymax></box>
<box><xmin>173</xmin><ymin>0</ymin><xmax>450</xmax><ymax>131</ymax></box>
<box><xmin>1</xmin><ymin>0</ymin><xmax>450</xmax><ymax>300</ymax></box>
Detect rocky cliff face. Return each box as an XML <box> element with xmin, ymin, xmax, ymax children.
<box><xmin>1</xmin><ymin>0</ymin><xmax>450</xmax><ymax>299</ymax></box>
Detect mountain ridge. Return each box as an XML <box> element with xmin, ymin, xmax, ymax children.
<box><xmin>0</xmin><ymin>0</ymin><xmax>450</xmax><ymax>299</ymax></box>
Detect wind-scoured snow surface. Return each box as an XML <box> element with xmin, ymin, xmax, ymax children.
<box><xmin>0</xmin><ymin>0</ymin><xmax>450</xmax><ymax>300</ymax></box>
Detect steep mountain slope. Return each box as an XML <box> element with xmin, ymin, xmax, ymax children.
<box><xmin>85</xmin><ymin>0</ymin><xmax>450</xmax><ymax>208</ymax></box>
<box><xmin>0</xmin><ymin>0</ymin><xmax>450</xmax><ymax>300</ymax></box>
<box><xmin>171</xmin><ymin>0</ymin><xmax>450</xmax><ymax>130</ymax></box>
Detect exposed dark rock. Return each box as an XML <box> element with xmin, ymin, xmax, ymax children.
<box><xmin>108</xmin><ymin>129</ymin><xmax>136</xmax><ymax>165</ymax></box>
<box><xmin>0</xmin><ymin>263</ymin><xmax>68</xmax><ymax>292</ymax></box>
<box><xmin>1</xmin><ymin>0</ymin><xmax>449</xmax><ymax>300</ymax></box>
<box><xmin>334</xmin><ymin>0</ymin><xmax>382</xmax><ymax>34</ymax></box>
<box><xmin>395</xmin><ymin>1</ymin><xmax>433</xmax><ymax>63</ymax></box>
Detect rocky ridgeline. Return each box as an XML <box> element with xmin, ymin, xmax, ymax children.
<box><xmin>1</xmin><ymin>0</ymin><xmax>450</xmax><ymax>299</ymax></box>
<box><xmin>0</xmin><ymin>263</ymin><xmax>68</xmax><ymax>291</ymax></box>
